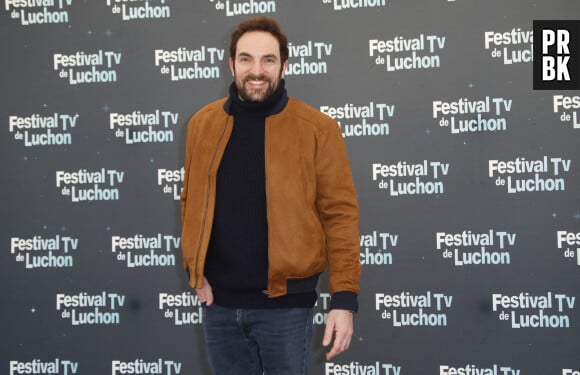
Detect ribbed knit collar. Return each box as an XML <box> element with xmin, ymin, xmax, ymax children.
<box><xmin>224</xmin><ymin>79</ymin><xmax>288</xmax><ymax>117</ymax></box>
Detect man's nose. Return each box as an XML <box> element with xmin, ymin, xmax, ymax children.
<box><xmin>250</xmin><ymin>61</ymin><xmax>263</xmax><ymax>75</ymax></box>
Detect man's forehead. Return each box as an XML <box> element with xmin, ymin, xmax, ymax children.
<box><xmin>236</xmin><ymin>31</ymin><xmax>280</xmax><ymax>57</ymax></box>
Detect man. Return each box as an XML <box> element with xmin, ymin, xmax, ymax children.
<box><xmin>180</xmin><ymin>16</ymin><xmax>361</xmax><ymax>374</ymax></box>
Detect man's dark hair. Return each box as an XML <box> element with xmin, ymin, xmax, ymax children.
<box><xmin>230</xmin><ymin>17</ymin><xmax>289</xmax><ymax>62</ymax></box>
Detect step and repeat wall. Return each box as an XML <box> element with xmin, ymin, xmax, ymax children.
<box><xmin>2</xmin><ymin>1</ymin><xmax>579</xmax><ymax>374</ymax></box>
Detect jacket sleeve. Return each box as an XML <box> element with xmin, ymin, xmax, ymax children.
<box><xmin>314</xmin><ymin>115</ymin><xmax>362</xmax><ymax>311</ymax></box>
<box><xmin>180</xmin><ymin>115</ymin><xmax>197</xmax><ymax>276</ymax></box>
<box><xmin>180</xmin><ymin>118</ymin><xmax>193</xmax><ymax>229</ymax></box>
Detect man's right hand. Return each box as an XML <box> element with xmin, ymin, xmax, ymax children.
<box><xmin>195</xmin><ymin>276</ymin><xmax>214</xmax><ymax>306</ymax></box>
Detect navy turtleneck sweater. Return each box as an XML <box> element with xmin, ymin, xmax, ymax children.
<box><xmin>204</xmin><ymin>81</ymin><xmax>317</xmax><ymax>309</ymax></box>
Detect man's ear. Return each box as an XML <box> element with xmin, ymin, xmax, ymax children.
<box><xmin>281</xmin><ymin>59</ymin><xmax>288</xmax><ymax>78</ymax></box>
<box><xmin>229</xmin><ymin>57</ymin><xmax>235</xmax><ymax>77</ymax></box>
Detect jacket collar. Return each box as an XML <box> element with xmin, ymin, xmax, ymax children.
<box><xmin>223</xmin><ymin>79</ymin><xmax>289</xmax><ymax>116</ymax></box>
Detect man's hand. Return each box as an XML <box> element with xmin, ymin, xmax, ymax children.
<box><xmin>322</xmin><ymin>309</ymin><xmax>354</xmax><ymax>360</ymax></box>
<box><xmin>195</xmin><ymin>276</ymin><xmax>214</xmax><ymax>306</ymax></box>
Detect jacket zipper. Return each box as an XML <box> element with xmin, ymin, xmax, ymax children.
<box><xmin>262</xmin><ymin>117</ymin><xmax>271</xmax><ymax>297</ymax></box>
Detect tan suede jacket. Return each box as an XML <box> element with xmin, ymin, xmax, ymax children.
<box><xmin>180</xmin><ymin>95</ymin><xmax>361</xmax><ymax>300</ymax></box>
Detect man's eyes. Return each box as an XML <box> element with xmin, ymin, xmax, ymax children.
<box><xmin>237</xmin><ymin>57</ymin><xmax>277</xmax><ymax>64</ymax></box>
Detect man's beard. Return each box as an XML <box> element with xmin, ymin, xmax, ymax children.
<box><xmin>236</xmin><ymin>74</ymin><xmax>279</xmax><ymax>103</ymax></box>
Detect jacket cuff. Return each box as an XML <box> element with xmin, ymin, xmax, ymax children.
<box><xmin>330</xmin><ymin>291</ymin><xmax>359</xmax><ymax>313</ymax></box>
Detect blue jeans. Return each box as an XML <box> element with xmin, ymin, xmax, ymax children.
<box><xmin>202</xmin><ymin>304</ymin><xmax>314</xmax><ymax>375</ymax></box>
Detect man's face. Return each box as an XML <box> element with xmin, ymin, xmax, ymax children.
<box><xmin>229</xmin><ymin>31</ymin><xmax>288</xmax><ymax>103</ymax></box>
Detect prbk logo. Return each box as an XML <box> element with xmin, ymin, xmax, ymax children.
<box><xmin>534</xmin><ymin>20</ymin><xmax>580</xmax><ymax>90</ymax></box>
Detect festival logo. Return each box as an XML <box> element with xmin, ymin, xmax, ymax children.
<box><xmin>109</xmin><ymin>110</ymin><xmax>179</xmax><ymax>144</ymax></box>
<box><xmin>488</xmin><ymin>156</ymin><xmax>571</xmax><ymax>193</ymax></box>
<box><xmin>9</xmin><ymin>359</ymin><xmax>79</xmax><ymax>375</ymax></box>
<box><xmin>209</xmin><ymin>0</ymin><xmax>277</xmax><ymax>17</ymax></box>
<box><xmin>552</xmin><ymin>95</ymin><xmax>580</xmax><ymax>130</ymax></box>
<box><xmin>112</xmin><ymin>359</ymin><xmax>183</xmax><ymax>375</ymax></box>
<box><xmin>375</xmin><ymin>291</ymin><xmax>453</xmax><ymax>327</ymax></box>
<box><xmin>9</xmin><ymin>112</ymin><xmax>78</xmax><ymax>147</ymax></box>
<box><xmin>56</xmin><ymin>291</ymin><xmax>126</xmax><ymax>325</ymax></box>
<box><xmin>360</xmin><ymin>230</ymin><xmax>398</xmax><ymax>266</ymax></box>
<box><xmin>321</xmin><ymin>0</ymin><xmax>386</xmax><ymax>12</ymax></box>
<box><xmin>440</xmin><ymin>364</ymin><xmax>521</xmax><ymax>375</ymax></box>
<box><xmin>53</xmin><ymin>50</ymin><xmax>122</xmax><ymax>85</ymax></box>
<box><xmin>11</xmin><ymin>233</ymin><xmax>79</xmax><ymax>269</ymax></box>
<box><xmin>492</xmin><ymin>292</ymin><xmax>575</xmax><ymax>328</ymax></box>
<box><xmin>5</xmin><ymin>0</ymin><xmax>73</xmax><ymax>26</ymax></box>
<box><xmin>369</xmin><ymin>34</ymin><xmax>446</xmax><ymax>72</ymax></box>
<box><xmin>159</xmin><ymin>291</ymin><xmax>203</xmax><ymax>325</ymax></box>
<box><xmin>435</xmin><ymin>229</ymin><xmax>516</xmax><ymax>266</ymax></box>
<box><xmin>320</xmin><ymin>101</ymin><xmax>394</xmax><ymax>138</ymax></box>
<box><xmin>286</xmin><ymin>40</ymin><xmax>333</xmax><ymax>76</ymax></box>
<box><xmin>105</xmin><ymin>0</ymin><xmax>173</xmax><ymax>21</ymax></box>
<box><xmin>372</xmin><ymin>160</ymin><xmax>450</xmax><ymax>197</ymax></box>
<box><xmin>484</xmin><ymin>28</ymin><xmax>533</xmax><ymax>65</ymax></box>
<box><xmin>325</xmin><ymin>361</ymin><xmax>402</xmax><ymax>375</ymax></box>
<box><xmin>112</xmin><ymin>233</ymin><xmax>179</xmax><ymax>268</ymax></box>
<box><xmin>433</xmin><ymin>96</ymin><xmax>512</xmax><ymax>134</ymax></box>
<box><xmin>154</xmin><ymin>47</ymin><xmax>224</xmax><ymax>81</ymax></box>
<box><xmin>556</xmin><ymin>230</ymin><xmax>580</xmax><ymax>266</ymax></box>
<box><xmin>157</xmin><ymin>168</ymin><xmax>184</xmax><ymax>201</ymax></box>
<box><xmin>56</xmin><ymin>168</ymin><xmax>125</xmax><ymax>202</ymax></box>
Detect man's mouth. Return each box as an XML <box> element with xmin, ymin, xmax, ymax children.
<box><xmin>246</xmin><ymin>79</ymin><xmax>268</xmax><ymax>88</ymax></box>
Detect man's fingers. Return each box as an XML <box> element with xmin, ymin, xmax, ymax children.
<box><xmin>323</xmin><ymin>310</ymin><xmax>354</xmax><ymax>360</ymax></box>
<box><xmin>196</xmin><ymin>277</ymin><xmax>214</xmax><ymax>306</ymax></box>
<box><xmin>322</xmin><ymin>320</ymin><xmax>335</xmax><ymax>347</ymax></box>
<box><xmin>325</xmin><ymin>328</ymin><xmax>352</xmax><ymax>360</ymax></box>
<box><xmin>204</xmin><ymin>287</ymin><xmax>214</xmax><ymax>306</ymax></box>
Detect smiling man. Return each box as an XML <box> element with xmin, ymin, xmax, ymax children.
<box><xmin>180</xmin><ymin>16</ymin><xmax>361</xmax><ymax>375</ymax></box>
<box><xmin>232</xmin><ymin>31</ymin><xmax>283</xmax><ymax>102</ymax></box>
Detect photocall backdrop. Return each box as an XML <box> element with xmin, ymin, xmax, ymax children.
<box><xmin>2</xmin><ymin>1</ymin><xmax>579</xmax><ymax>374</ymax></box>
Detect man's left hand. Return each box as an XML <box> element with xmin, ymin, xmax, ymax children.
<box><xmin>322</xmin><ymin>309</ymin><xmax>354</xmax><ymax>360</ymax></box>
